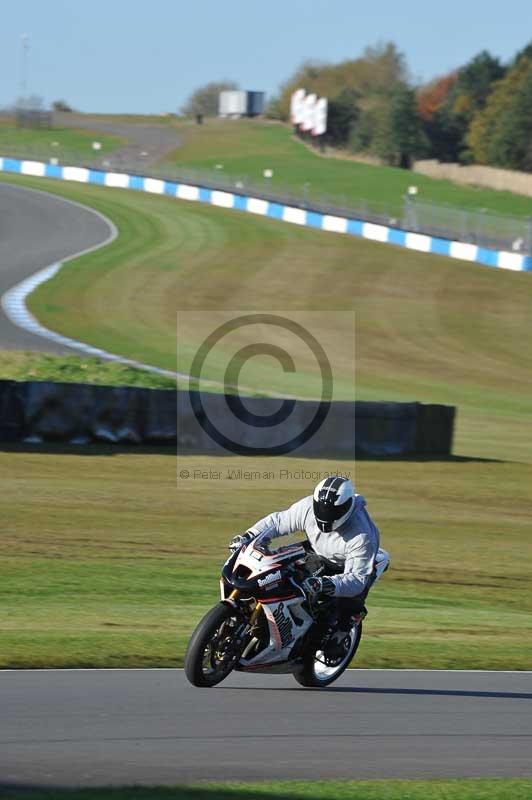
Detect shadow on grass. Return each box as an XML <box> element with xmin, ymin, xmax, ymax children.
<box><xmin>0</xmin><ymin>785</ymin><xmax>350</xmax><ymax>800</ymax></box>
<box><xmin>0</xmin><ymin>442</ymin><xmax>507</xmax><ymax>463</ymax></box>
<box><xmin>0</xmin><ymin>442</ymin><xmax>178</xmax><ymax>457</ymax></box>
<box><xmin>0</xmin><ymin>787</ymin><xmax>311</xmax><ymax>800</ymax></box>
<box><xmin>2</xmin><ymin>781</ymin><xmax>532</xmax><ymax>800</ymax></box>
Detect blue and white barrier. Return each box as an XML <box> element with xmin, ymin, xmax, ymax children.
<box><xmin>1</xmin><ymin>156</ymin><xmax>531</xmax><ymax>272</ymax></box>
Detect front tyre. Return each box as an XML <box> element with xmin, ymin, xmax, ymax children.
<box><xmin>184</xmin><ymin>603</ymin><xmax>245</xmax><ymax>688</ymax></box>
<box><xmin>294</xmin><ymin>622</ymin><xmax>363</xmax><ymax>688</ymax></box>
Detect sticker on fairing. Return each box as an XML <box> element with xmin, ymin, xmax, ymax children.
<box><xmin>257</xmin><ymin>570</ymin><xmax>282</xmax><ymax>588</ymax></box>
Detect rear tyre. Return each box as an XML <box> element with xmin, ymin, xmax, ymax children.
<box><xmin>294</xmin><ymin>622</ymin><xmax>363</xmax><ymax>688</ymax></box>
<box><xmin>184</xmin><ymin>603</ymin><xmax>245</xmax><ymax>688</ymax></box>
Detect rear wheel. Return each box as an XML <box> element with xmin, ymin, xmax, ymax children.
<box><xmin>294</xmin><ymin>622</ymin><xmax>363</xmax><ymax>688</ymax></box>
<box><xmin>184</xmin><ymin>603</ymin><xmax>246</xmax><ymax>687</ymax></box>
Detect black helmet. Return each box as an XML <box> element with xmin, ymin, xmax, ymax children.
<box><xmin>313</xmin><ymin>476</ymin><xmax>355</xmax><ymax>532</ymax></box>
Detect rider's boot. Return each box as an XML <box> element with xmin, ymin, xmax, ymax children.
<box><xmin>322</xmin><ymin>606</ymin><xmax>367</xmax><ymax>661</ymax></box>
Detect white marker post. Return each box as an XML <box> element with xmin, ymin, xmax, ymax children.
<box><xmin>290</xmin><ymin>89</ymin><xmax>306</xmax><ymax>128</ymax></box>
<box><xmin>300</xmin><ymin>94</ymin><xmax>317</xmax><ymax>133</ymax></box>
<box><xmin>312</xmin><ymin>97</ymin><xmax>328</xmax><ymax>152</ymax></box>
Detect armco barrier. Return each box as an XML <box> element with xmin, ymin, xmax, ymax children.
<box><xmin>1</xmin><ymin>156</ymin><xmax>531</xmax><ymax>272</ymax></box>
<box><xmin>0</xmin><ymin>379</ymin><xmax>455</xmax><ymax>457</ymax></box>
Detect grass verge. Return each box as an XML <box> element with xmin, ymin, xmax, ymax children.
<box><xmin>0</xmin><ymin>118</ymin><xmax>125</xmax><ymax>161</ymax></box>
<box><xmin>1</xmin><ymin>448</ymin><xmax>531</xmax><ymax>670</ymax></box>
<box><xmin>0</xmin><ymin>350</ymin><xmax>175</xmax><ymax>388</ymax></box>
<box><xmin>1</xmin><ymin>172</ymin><xmax>531</xmax><ymax>462</ymax></box>
<box><xmin>3</xmin><ymin>779</ymin><xmax>532</xmax><ymax>800</ymax></box>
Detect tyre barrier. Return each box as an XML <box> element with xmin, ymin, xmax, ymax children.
<box><xmin>0</xmin><ymin>379</ymin><xmax>455</xmax><ymax>458</ymax></box>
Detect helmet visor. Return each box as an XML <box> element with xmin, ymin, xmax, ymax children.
<box><xmin>313</xmin><ymin>497</ymin><xmax>353</xmax><ymax>530</ymax></box>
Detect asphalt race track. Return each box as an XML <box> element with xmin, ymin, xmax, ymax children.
<box><xmin>0</xmin><ymin>183</ymin><xmax>114</xmax><ymax>352</ymax></box>
<box><xmin>1</xmin><ymin>669</ymin><xmax>531</xmax><ymax>787</ymax></box>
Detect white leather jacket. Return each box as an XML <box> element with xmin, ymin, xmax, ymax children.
<box><xmin>248</xmin><ymin>494</ymin><xmax>380</xmax><ymax>598</ymax></box>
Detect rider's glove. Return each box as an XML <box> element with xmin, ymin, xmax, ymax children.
<box><xmin>228</xmin><ymin>532</ymin><xmax>256</xmax><ymax>552</ymax></box>
<box><xmin>256</xmin><ymin>534</ymin><xmax>272</xmax><ymax>550</ymax></box>
<box><xmin>303</xmin><ymin>575</ymin><xmax>336</xmax><ymax>599</ymax></box>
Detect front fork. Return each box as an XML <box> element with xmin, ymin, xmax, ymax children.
<box><xmin>220</xmin><ymin>588</ymin><xmax>264</xmax><ymax>660</ymax></box>
<box><xmin>221</xmin><ymin>584</ymin><xmax>264</xmax><ymax>624</ymax></box>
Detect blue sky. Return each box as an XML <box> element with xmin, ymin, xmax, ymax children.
<box><xmin>1</xmin><ymin>0</ymin><xmax>531</xmax><ymax>113</ymax></box>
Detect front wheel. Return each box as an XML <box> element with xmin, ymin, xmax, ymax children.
<box><xmin>294</xmin><ymin>622</ymin><xmax>363</xmax><ymax>688</ymax></box>
<box><xmin>184</xmin><ymin>603</ymin><xmax>245</xmax><ymax>687</ymax></box>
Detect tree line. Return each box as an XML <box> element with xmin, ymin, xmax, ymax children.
<box><xmin>268</xmin><ymin>41</ymin><xmax>532</xmax><ymax>171</ymax></box>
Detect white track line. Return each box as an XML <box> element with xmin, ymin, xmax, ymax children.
<box><xmin>2</xmin><ymin>263</ymin><xmax>180</xmax><ymax>379</ymax></box>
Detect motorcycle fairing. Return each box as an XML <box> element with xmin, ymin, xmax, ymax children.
<box><xmin>238</xmin><ymin>594</ymin><xmax>314</xmax><ymax>669</ymax></box>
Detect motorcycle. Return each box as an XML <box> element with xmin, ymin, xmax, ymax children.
<box><xmin>184</xmin><ymin>536</ymin><xmax>390</xmax><ymax>688</ymax></box>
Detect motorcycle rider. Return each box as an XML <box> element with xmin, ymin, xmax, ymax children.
<box><xmin>229</xmin><ymin>475</ymin><xmax>384</xmax><ymax>654</ymax></box>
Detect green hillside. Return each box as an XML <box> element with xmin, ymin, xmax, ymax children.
<box><xmin>2</xmin><ymin>171</ymin><xmax>531</xmax><ymax>463</ymax></box>
<box><xmin>164</xmin><ymin>118</ymin><xmax>532</xmax><ymax>219</ymax></box>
